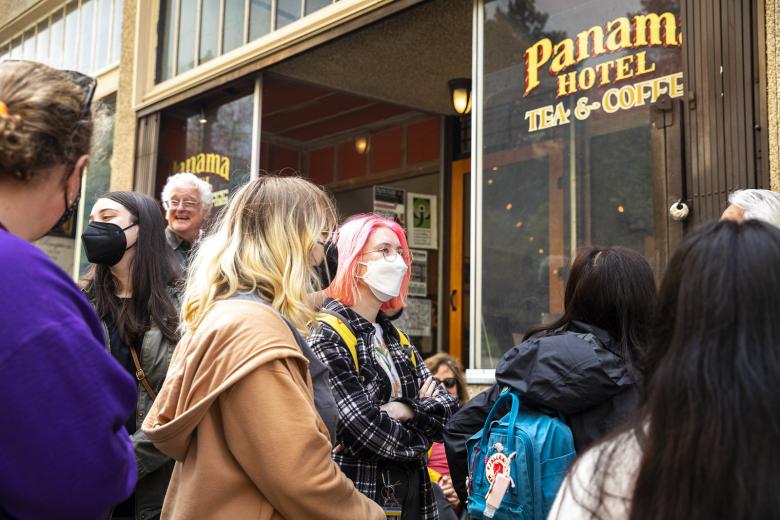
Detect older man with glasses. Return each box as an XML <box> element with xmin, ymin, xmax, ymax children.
<box><xmin>161</xmin><ymin>172</ymin><xmax>213</xmax><ymax>271</ymax></box>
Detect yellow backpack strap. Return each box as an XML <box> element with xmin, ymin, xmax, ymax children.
<box><xmin>317</xmin><ymin>313</ymin><xmax>359</xmax><ymax>371</ymax></box>
<box><xmin>426</xmin><ymin>446</ymin><xmax>442</xmax><ymax>482</ymax></box>
<box><xmin>395</xmin><ymin>327</ymin><xmax>416</xmax><ymax>367</ymax></box>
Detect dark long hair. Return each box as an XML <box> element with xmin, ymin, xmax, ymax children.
<box><xmin>574</xmin><ymin>221</ymin><xmax>780</xmax><ymax>519</ymax></box>
<box><xmin>83</xmin><ymin>192</ymin><xmax>180</xmax><ymax>344</ymax></box>
<box><xmin>524</xmin><ymin>246</ymin><xmax>657</xmax><ymax>369</ymax></box>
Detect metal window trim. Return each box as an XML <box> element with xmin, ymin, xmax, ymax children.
<box><xmin>271</xmin><ymin>0</ymin><xmax>278</xmax><ymax>31</ymax></box>
<box><xmin>250</xmin><ymin>73</ymin><xmax>263</xmax><ymax>179</ymax></box>
<box><xmin>436</xmin><ymin>115</ymin><xmax>446</xmax><ymax>354</ymax></box>
<box><xmin>172</xmin><ymin>0</ymin><xmax>181</xmax><ymax>77</ymax></box>
<box><xmin>243</xmin><ymin>0</ymin><xmax>250</xmax><ymax>46</ymax></box>
<box><xmin>217</xmin><ymin>0</ymin><xmax>225</xmax><ymax>56</ymax></box>
<box><xmin>194</xmin><ymin>0</ymin><xmax>203</xmax><ymax>67</ymax></box>
<box><xmin>469</xmin><ymin>0</ymin><xmax>483</xmax><ymax>369</ymax></box>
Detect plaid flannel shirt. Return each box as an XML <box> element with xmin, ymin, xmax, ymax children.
<box><xmin>308</xmin><ymin>299</ymin><xmax>460</xmax><ymax>520</ymax></box>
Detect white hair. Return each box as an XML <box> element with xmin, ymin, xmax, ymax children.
<box><xmin>728</xmin><ymin>189</ymin><xmax>780</xmax><ymax>228</ymax></box>
<box><xmin>161</xmin><ymin>172</ymin><xmax>214</xmax><ymax>212</ymax></box>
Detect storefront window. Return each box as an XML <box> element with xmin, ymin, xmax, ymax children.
<box><xmin>0</xmin><ymin>0</ymin><xmax>123</xmax><ymax>75</ymax></box>
<box><xmin>156</xmin><ymin>83</ymin><xmax>255</xmax><ymax>215</ymax></box>
<box><xmin>476</xmin><ymin>0</ymin><xmax>682</xmax><ymax>367</ymax></box>
<box><xmin>155</xmin><ymin>0</ymin><xmax>335</xmax><ymax>83</ymax></box>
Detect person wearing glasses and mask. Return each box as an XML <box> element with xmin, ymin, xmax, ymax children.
<box><xmin>81</xmin><ymin>192</ymin><xmax>181</xmax><ymax>520</ymax></box>
<box><xmin>0</xmin><ymin>61</ymin><xmax>137</xmax><ymax>518</ymax></box>
<box><xmin>308</xmin><ymin>213</ymin><xmax>460</xmax><ymax>520</ymax></box>
<box><xmin>160</xmin><ymin>172</ymin><xmax>213</xmax><ymax>271</ymax></box>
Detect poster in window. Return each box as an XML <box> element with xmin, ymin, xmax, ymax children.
<box><xmin>373</xmin><ymin>186</ymin><xmax>405</xmax><ymax>225</ymax></box>
<box><xmin>408</xmin><ymin>249</ymin><xmax>428</xmax><ymax>297</ymax></box>
<box><xmin>394</xmin><ymin>297</ymin><xmax>432</xmax><ymax>337</ymax></box>
<box><xmin>406</xmin><ymin>193</ymin><xmax>437</xmax><ymax>249</ymax></box>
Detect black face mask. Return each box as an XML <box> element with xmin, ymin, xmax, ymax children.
<box><xmin>315</xmin><ymin>240</ymin><xmax>339</xmax><ymax>289</ymax></box>
<box><xmin>81</xmin><ymin>221</ymin><xmax>137</xmax><ymax>266</ymax></box>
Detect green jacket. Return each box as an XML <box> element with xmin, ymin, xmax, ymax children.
<box><xmin>89</xmin><ymin>287</ymin><xmax>180</xmax><ymax>520</ymax></box>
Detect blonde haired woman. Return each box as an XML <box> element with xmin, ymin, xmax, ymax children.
<box><xmin>143</xmin><ymin>176</ymin><xmax>383</xmax><ymax>519</ymax></box>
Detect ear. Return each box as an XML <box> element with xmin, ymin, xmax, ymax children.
<box><xmin>66</xmin><ymin>155</ymin><xmax>89</xmax><ymax>201</ymax></box>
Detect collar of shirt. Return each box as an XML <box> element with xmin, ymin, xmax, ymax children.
<box><xmin>323</xmin><ymin>297</ymin><xmax>394</xmax><ymax>335</ymax></box>
<box><xmin>166</xmin><ymin>225</ymin><xmax>196</xmax><ymax>251</ymax></box>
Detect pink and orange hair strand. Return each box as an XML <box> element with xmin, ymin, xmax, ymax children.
<box><xmin>325</xmin><ymin>213</ymin><xmax>411</xmax><ymax>312</ymax></box>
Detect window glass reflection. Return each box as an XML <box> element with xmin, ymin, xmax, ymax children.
<box><xmin>50</xmin><ymin>12</ymin><xmax>64</xmax><ymax>68</ymax></box>
<box><xmin>478</xmin><ymin>0</ymin><xmax>682</xmax><ymax>368</ymax></box>
<box><xmin>111</xmin><ymin>0</ymin><xmax>124</xmax><ymax>63</ymax></box>
<box><xmin>78</xmin><ymin>0</ymin><xmax>95</xmax><ymax>72</ymax></box>
<box><xmin>199</xmin><ymin>0</ymin><xmax>220</xmax><ymax>64</ymax></box>
<box><xmin>249</xmin><ymin>0</ymin><xmax>272</xmax><ymax>41</ymax></box>
<box><xmin>223</xmin><ymin>0</ymin><xmax>246</xmax><ymax>52</ymax></box>
<box><xmin>63</xmin><ymin>3</ymin><xmax>80</xmax><ymax>70</ymax></box>
<box><xmin>156</xmin><ymin>84</ymin><xmax>255</xmax><ymax>217</ymax></box>
<box><xmin>276</xmin><ymin>0</ymin><xmax>301</xmax><ymax>29</ymax></box>
<box><xmin>94</xmin><ymin>0</ymin><xmax>112</xmax><ymax>70</ymax></box>
<box><xmin>304</xmin><ymin>0</ymin><xmax>332</xmax><ymax>16</ymax></box>
<box><xmin>177</xmin><ymin>0</ymin><xmax>197</xmax><ymax>74</ymax></box>
<box><xmin>35</xmin><ymin>21</ymin><xmax>49</xmax><ymax>64</ymax></box>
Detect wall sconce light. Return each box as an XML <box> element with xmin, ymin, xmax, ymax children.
<box><xmin>448</xmin><ymin>78</ymin><xmax>472</xmax><ymax>115</ymax></box>
<box><xmin>355</xmin><ymin>135</ymin><xmax>369</xmax><ymax>155</ymax></box>
<box><xmin>198</xmin><ymin>108</ymin><xmax>208</xmax><ymax>125</ymax></box>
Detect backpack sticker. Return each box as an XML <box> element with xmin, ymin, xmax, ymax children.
<box><xmin>486</xmin><ymin>452</ymin><xmax>509</xmax><ymax>484</ymax></box>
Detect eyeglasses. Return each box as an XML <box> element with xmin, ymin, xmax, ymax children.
<box><xmin>163</xmin><ymin>199</ymin><xmax>201</xmax><ymax>210</ymax></box>
<box><xmin>319</xmin><ymin>229</ymin><xmax>337</xmax><ymax>245</ymax></box>
<box><xmin>2</xmin><ymin>60</ymin><xmax>96</xmax><ymax>121</ymax></box>
<box><xmin>435</xmin><ymin>377</ymin><xmax>458</xmax><ymax>389</ymax></box>
<box><xmin>362</xmin><ymin>246</ymin><xmax>412</xmax><ymax>263</ymax></box>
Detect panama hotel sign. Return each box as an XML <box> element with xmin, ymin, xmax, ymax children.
<box><xmin>523</xmin><ymin>11</ymin><xmax>683</xmax><ymax>132</ymax></box>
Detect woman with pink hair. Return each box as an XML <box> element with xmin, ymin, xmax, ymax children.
<box><xmin>308</xmin><ymin>213</ymin><xmax>459</xmax><ymax>520</ymax></box>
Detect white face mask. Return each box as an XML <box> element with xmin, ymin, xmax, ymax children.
<box><xmin>360</xmin><ymin>255</ymin><xmax>408</xmax><ymax>302</ymax></box>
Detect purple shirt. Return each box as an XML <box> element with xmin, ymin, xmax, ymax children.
<box><xmin>0</xmin><ymin>229</ymin><xmax>137</xmax><ymax>519</ymax></box>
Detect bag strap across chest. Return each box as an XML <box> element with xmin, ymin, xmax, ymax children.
<box><xmin>316</xmin><ymin>310</ymin><xmax>416</xmax><ymax>372</ymax></box>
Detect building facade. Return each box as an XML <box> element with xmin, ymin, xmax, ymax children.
<box><xmin>2</xmin><ymin>0</ymin><xmax>779</xmax><ymax>379</ymax></box>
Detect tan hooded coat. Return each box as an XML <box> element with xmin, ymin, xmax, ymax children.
<box><xmin>142</xmin><ymin>299</ymin><xmax>384</xmax><ymax>520</ymax></box>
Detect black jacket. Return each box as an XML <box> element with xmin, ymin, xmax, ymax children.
<box><xmin>443</xmin><ymin>321</ymin><xmax>639</xmax><ymax>503</ymax></box>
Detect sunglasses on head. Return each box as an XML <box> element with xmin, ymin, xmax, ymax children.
<box><xmin>1</xmin><ymin>60</ymin><xmax>97</xmax><ymax>120</ymax></box>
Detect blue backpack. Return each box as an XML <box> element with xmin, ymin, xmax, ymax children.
<box><xmin>466</xmin><ymin>389</ymin><xmax>576</xmax><ymax>520</ymax></box>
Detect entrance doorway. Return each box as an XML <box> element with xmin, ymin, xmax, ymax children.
<box><xmin>255</xmin><ymin>0</ymin><xmax>473</xmax><ymax>357</ymax></box>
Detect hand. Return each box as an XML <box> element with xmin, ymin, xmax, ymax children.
<box><xmin>439</xmin><ymin>476</ymin><xmax>460</xmax><ymax>509</ymax></box>
<box><xmin>419</xmin><ymin>376</ymin><xmax>437</xmax><ymax>398</ymax></box>
<box><xmin>380</xmin><ymin>401</ymin><xmax>415</xmax><ymax>422</ymax></box>
<box><xmin>332</xmin><ymin>443</ymin><xmax>344</xmax><ymax>454</ymax></box>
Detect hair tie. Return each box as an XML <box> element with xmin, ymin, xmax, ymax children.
<box><xmin>0</xmin><ymin>101</ymin><xmax>8</xmax><ymax>117</ymax></box>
